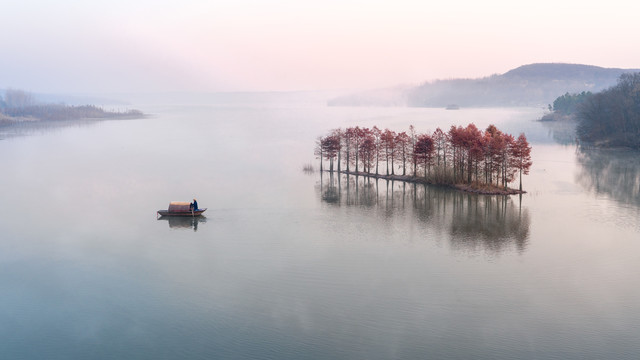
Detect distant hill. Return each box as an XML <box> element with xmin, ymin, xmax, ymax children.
<box><xmin>502</xmin><ymin>63</ymin><xmax>630</xmax><ymax>81</ymax></box>
<box><xmin>328</xmin><ymin>63</ymin><xmax>640</xmax><ymax>108</ymax></box>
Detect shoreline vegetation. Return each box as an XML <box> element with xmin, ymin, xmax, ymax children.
<box><xmin>541</xmin><ymin>73</ymin><xmax>640</xmax><ymax>149</ymax></box>
<box><xmin>0</xmin><ymin>89</ymin><xmax>145</xmax><ymax>128</ymax></box>
<box><xmin>315</xmin><ymin>124</ymin><xmax>532</xmax><ymax>196</ymax></box>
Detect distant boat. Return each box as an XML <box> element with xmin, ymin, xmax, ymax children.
<box><xmin>157</xmin><ymin>201</ymin><xmax>207</xmax><ymax>217</ymax></box>
<box><xmin>446</xmin><ymin>104</ymin><xmax>460</xmax><ymax>110</ymax></box>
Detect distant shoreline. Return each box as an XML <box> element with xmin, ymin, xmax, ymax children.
<box><xmin>324</xmin><ymin>170</ymin><xmax>526</xmax><ymax>195</ymax></box>
<box><xmin>0</xmin><ymin>106</ymin><xmax>146</xmax><ymax>128</ymax></box>
<box><xmin>1</xmin><ymin>89</ymin><xmax>146</xmax><ymax>130</ymax></box>
<box><xmin>538</xmin><ymin>112</ymin><xmax>575</xmax><ymax>122</ymax></box>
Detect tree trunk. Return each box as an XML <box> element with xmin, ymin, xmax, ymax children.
<box><xmin>519</xmin><ymin>169</ymin><xmax>522</xmax><ymax>192</ymax></box>
<box><xmin>452</xmin><ymin>148</ymin><xmax>456</xmax><ymax>182</ymax></box>
<box><xmin>386</xmin><ymin>149</ymin><xmax>389</xmax><ymax>175</ymax></box>
<box><xmin>355</xmin><ymin>149</ymin><xmax>359</xmax><ymax>173</ymax></box>
<box><xmin>424</xmin><ymin>158</ymin><xmax>428</xmax><ymax>178</ymax></box>
<box><xmin>391</xmin><ymin>156</ymin><xmax>395</xmax><ymax>175</ymax></box>
<box><xmin>346</xmin><ymin>144</ymin><xmax>350</xmax><ymax>172</ymax></box>
<box><xmin>402</xmin><ymin>152</ymin><xmax>406</xmax><ymax>176</ymax></box>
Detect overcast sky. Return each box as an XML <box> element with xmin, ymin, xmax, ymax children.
<box><xmin>2</xmin><ymin>0</ymin><xmax>639</xmax><ymax>94</ymax></box>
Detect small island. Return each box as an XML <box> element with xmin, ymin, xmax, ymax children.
<box><xmin>0</xmin><ymin>89</ymin><xmax>144</xmax><ymax>128</ymax></box>
<box><xmin>315</xmin><ymin>124</ymin><xmax>532</xmax><ymax>195</ymax></box>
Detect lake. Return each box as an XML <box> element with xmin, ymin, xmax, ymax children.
<box><xmin>1</xmin><ymin>93</ymin><xmax>639</xmax><ymax>359</ymax></box>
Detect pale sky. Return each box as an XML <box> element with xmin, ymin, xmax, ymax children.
<box><xmin>2</xmin><ymin>0</ymin><xmax>639</xmax><ymax>94</ymax></box>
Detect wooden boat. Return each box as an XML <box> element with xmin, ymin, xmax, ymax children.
<box><xmin>157</xmin><ymin>201</ymin><xmax>207</xmax><ymax>217</ymax></box>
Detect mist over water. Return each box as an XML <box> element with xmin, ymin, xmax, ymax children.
<box><xmin>1</xmin><ymin>93</ymin><xmax>639</xmax><ymax>359</ymax></box>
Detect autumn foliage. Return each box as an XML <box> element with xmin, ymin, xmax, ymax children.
<box><xmin>316</xmin><ymin>124</ymin><xmax>532</xmax><ymax>191</ymax></box>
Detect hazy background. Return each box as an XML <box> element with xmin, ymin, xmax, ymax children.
<box><xmin>2</xmin><ymin>0</ymin><xmax>640</xmax><ymax>94</ymax></box>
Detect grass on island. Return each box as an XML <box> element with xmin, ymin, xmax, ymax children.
<box><xmin>452</xmin><ymin>182</ymin><xmax>524</xmax><ymax>195</ymax></box>
<box><xmin>327</xmin><ymin>169</ymin><xmax>525</xmax><ymax>195</ymax></box>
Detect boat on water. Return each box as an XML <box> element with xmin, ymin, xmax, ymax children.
<box><xmin>157</xmin><ymin>201</ymin><xmax>207</xmax><ymax>217</ymax></box>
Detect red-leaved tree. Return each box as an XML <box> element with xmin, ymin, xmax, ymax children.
<box><xmin>413</xmin><ymin>134</ymin><xmax>435</xmax><ymax>178</ymax></box>
<box><xmin>511</xmin><ymin>133</ymin><xmax>532</xmax><ymax>191</ymax></box>
<box><xmin>317</xmin><ymin>123</ymin><xmax>533</xmax><ymax>191</ymax></box>
<box><xmin>395</xmin><ymin>131</ymin><xmax>411</xmax><ymax>176</ymax></box>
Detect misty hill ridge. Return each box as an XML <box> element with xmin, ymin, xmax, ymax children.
<box><xmin>328</xmin><ymin>63</ymin><xmax>640</xmax><ymax>108</ymax></box>
<box><xmin>502</xmin><ymin>63</ymin><xmax>637</xmax><ymax>82</ymax></box>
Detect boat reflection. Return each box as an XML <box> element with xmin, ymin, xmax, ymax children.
<box><xmin>157</xmin><ymin>215</ymin><xmax>207</xmax><ymax>231</ymax></box>
<box><xmin>318</xmin><ymin>172</ymin><xmax>530</xmax><ymax>254</ymax></box>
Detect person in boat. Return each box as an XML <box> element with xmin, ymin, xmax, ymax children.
<box><xmin>190</xmin><ymin>198</ymin><xmax>198</xmax><ymax>211</ymax></box>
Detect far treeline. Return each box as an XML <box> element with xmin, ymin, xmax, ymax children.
<box><xmin>0</xmin><ymin>89</ymin><xmax>143</xmax><ymax>125</ymax></box>
<box><xmin>315</xmin><ymin>124</ymin><xmax>532</xmax><ymax>193</ymax></box>
<box><xmin>546</xmin><ymin>73</ymin><xmax>640</xmax><ymax>149</ymax></box>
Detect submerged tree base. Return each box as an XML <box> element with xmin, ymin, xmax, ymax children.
<box><xmin>329</xmin><ymin>170</ymin><xmax>526</xmax><ymax>195</ymax></box>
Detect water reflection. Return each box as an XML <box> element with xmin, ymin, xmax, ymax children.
<box><xmin>447</xmin><ymin>193</ymin><xmax>529</xmax><ymax>253</ymax></box>
<box><xmin>539</xmin><ymin>118</ymin><xmax>578</xmax><ymax>145</ymax></box>
<box><xmin>157</xmin><ymin>216</ymin><xmax>207</xmax><ymax>231</ymax></box>
<box><xmin>0</xmin><ymin>119</ymin><xmax>103</xmax><ymax>139</ymax></box>
<box><xmin>576</xmin><ymin>147</ymin><xmax>640</xmax><ymax>207</ymax></box>
<box><xmin>318</xmin><ymin>173</ymin><xmax>530</xmax><ymax>254</ymax></box>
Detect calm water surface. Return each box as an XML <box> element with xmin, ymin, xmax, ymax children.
<box><xmin>1</xmin><ymin>94</ymin><xmax>639</xmax><ymax>359</ymax></box>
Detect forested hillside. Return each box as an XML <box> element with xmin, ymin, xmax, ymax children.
<box><xmin>577</xmin><ymin>73</ymin><xmax>640</xmax><ymax>148</ymax></box>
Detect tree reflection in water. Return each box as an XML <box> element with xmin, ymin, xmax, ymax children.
<box><xmin>539</xmin><ymin>117</ymin><xmax>579</xmax><ymax>145</ymax></box>
<box><xmin>318</xmin><ymin>173</ymin><xmax>530</xmax><ymax>254</ymax></box>
<box><xmin>0</xmin><ymin>118</ymin><xmax>101</xmax><ymax>139</ymax></box>
<box><xmin>576</xmin><ymin>147</ymin><xmax>640</xmax><ymax>207</ymax></box>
